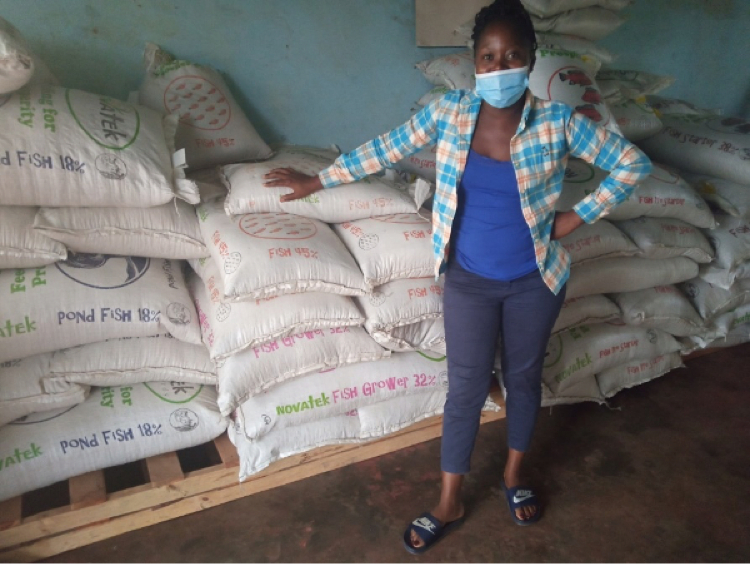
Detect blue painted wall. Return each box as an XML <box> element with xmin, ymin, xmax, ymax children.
<box><xmin>1</xmin><ymin>0</ymin><xmax>748</xmax><ymax>152</ymax></box>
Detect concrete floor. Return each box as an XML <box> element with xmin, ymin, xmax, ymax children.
<box><xmin>48</xmin><ymin>344</ymin><xmax>750</xmax><ymax>563</ymax></box>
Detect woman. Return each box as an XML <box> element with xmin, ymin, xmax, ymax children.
<box><xmin>264</xmin><ymin>0</ymin><xmax>652</xmax><ymax>554</ymax></box>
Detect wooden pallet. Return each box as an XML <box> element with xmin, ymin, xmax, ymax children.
<box><xmin>0</xmin><ymin>392</ymin><xmax>506</xmax><ymax>562</ymax></box>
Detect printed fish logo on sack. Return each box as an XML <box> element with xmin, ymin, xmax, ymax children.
<box><xmin>56</xmin><ymin>253</ymin><xmax>150</xmax><ymax>289</ymax></box>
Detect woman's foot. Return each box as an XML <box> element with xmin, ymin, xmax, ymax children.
<box><xmin>503</xmin><ymin>472</ymin><xmax>538</xmax><ymax>522</ymax></box>
<box><xmin>407</xmin><ymin>503</ymin><xmax>465</xmax><ymax>550</ymax></box>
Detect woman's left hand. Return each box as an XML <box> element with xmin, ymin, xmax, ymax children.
<box><xmin>552</xmin><ymin>210</ymin><xmax>584</xmax><ymax>240</ymax></box>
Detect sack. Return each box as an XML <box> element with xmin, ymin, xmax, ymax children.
<box><xmin>530</xmin><ymin>48</ymin><xmax>621</xmax><ymax>134</ymax></box>
<box><xmin>566</xmin><ymin>256</ymin><xmax>699</xmax><ymax>299</ymax></box>
<box><xmin>702</xmin><ymin>215</ymin><xmax>750</xmax><ymax>270</ymax></box>
<box><xmin>234</xmin><ymin>352</ymin><xmax>448</xmax><ymax>440</ymax></box>
<box><xmin>137</xmin><ymin>43</ymin><xmax>272</xmax><ymax>170</ymax></box>
<box><xmin>597</xmin><ymin>70</ymin><xmax>675</xmax><ymax>105</ymax></box>
<box><xmin>33</xmin><ymin>200</ymin><xmax>209</xmax><ymax>260</ymax></box>
<box><xmin>712</xmin><ymin>302</ymin><xmax>750</xmax><ymax>336</ymax></box>
<box><xmin>216</xmin><ymin>326</ymin><xmax>390</xmax><ymax>416</ymax></box>
<box><xmin>497</xmin><ymin>368</ymin><xmax>604</xmax><ymax>406</ymax></box>
<box><xmin>196</xmin><ymin>200</ymin><xmax>366</xmax><ymax>301</ymax></box>
<box><xmin>42</xmin><ymin>335</ymin><xmax>216</xmax><ymax>392</ymax></box>
<box><xmin>698</xmin><ymin>260</ymin><xmax>750</xmax><ymax>291</ymax></box>
<box><xmin>356</xmin><ymin>277</ymin><xmax>445</xmax><ymax>353</ymax></box>
<box><xmin>394</xmin><ymin>144</ymin><xmax>438</xmax><ymax>183</ymax></box>
<box><xmin>557</xmin><ymin>160</ymin><xmax>716</xmax><ymax>229</ymax></box>
<box><xmin>610</xmin><ymin>285</ymin><xmax>705</xmax><ymax>337</ymax></box>
<box><xmin>543</xmin><ymin>322</ymin><xmax>681</xmax><ymax>393</ymax></box>
<box><xmin>187</xmin><ymin>167</ymin><xmax>228</xmax><ymax>203</ymax></box>
<box><xmin>0</xmin><ymin>255</ymin><xmax>201</xmax><ymax>363</ymax></box>
<box><xmin>637</xmin><ymin>114</ymin><xmax>750</xmax><ymax>185</ymax></box>
<box><xmin>417</xmin><ymin>86</ymin><xmax>451</xmax><ymax>107</ymax></box>
<box><xmin>708</xmin><ymin>323</ymin><xmax>750</xmax><ymax>349</ymax></box>
<box><xmin>0</xmin><ymin>16</ymin><xmax>34</xmax><ymax>94</ymax></box>
<box><xmin>558</xmin><ymin>219</ymin><xmax>638</xmax><ymax>264</ymax></box>
<box><xmin>415</xmin><ymin>51</ymin><xmax>475</xmax><ymax>90</ymax></box>
<box><xmin>596</xmin><ymin>352</ymin><xmax>684</xmax><ymax>398</ymax></box>
<box><xmin>679</xmin><ymin>277</ymin><xmax>750</xmax><ymax>322</ymax></box>
<box><xmin>189</xmin><ymin>269</ymin><xmax>364</xmax><ymax>360</ymax></box>
<box><xmin>644</xmin><ymin>96</ymin><xmax>722</xmax><ymax>118</ymax></box>
<box><xmin>223</xmin><ymin>146</ymin><xmax>421</xmax><ymax>221</ymax></box>
<box><xmin>530</xmin><ymin>7</ymin><xmax>627</xmax><ymax>41</ymax></box>
<box><xmin>0</xmin><ymin>206</ymin><xmax>66</xmax><ymax>269</ymax></box>
<box><xmin>0</xmin><ymin>84</ymin><xmax>198</xmax><ymax>207</ymax></box>
<box><xmin>332</xmin><ymin>214</ymin><xmax>433</xmax><ymax>288</ymax></box>
<box><xmin>0</xmin><ymin>353</ymin><xmax>88</xmax><ymax>427</ymax></box>
<box><xmin>521</xmin><ymin>0</ymin><xmax>632</xmax><ymax>18</ymax></box>
<box><xmin>609</xmin><ymin>98</ymin><xmax>663</xmax><ymax>142</ymax></box>
<box><xmin>0</xmin><ymin>383</ymin><xmax>227</xmax><ymax>502</ymax></box>
<box><xmin>553</xmin><ymin>294</ymin><xmax>621</xmax><ymax>334</ymax></box>
<box><xmin>229</xmin><ymin>413</ymin><xmax>362</xmax><ymax>481</ymax></box>
<box><xmin>613</xmin><ymin>217</ymin><xmax>714</xmax><ymax>263</ymax></box>
<box><xmin>681</xmin><ymin>172</ymin><xmax>750</xmax><ymax>219</ymax></box>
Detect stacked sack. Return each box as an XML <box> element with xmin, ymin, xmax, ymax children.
<box><xmin>630</xmin><ymin>101</ymin><xmax>750</xmax><ymax>352</ymax></box>
<box><xmin>0</xmin><ymin>36</ymin><xmax>235</xmax><ymax>502</ymax></box>
<box><xmin>189</xmin><ymin>142</ymin><xmax>500</xmax><ymax>479</ymax></box>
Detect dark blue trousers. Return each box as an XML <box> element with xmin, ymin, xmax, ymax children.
<box><xmin>441</xmin><ymin>261</ymin><xmax>566</xmax><ymax>474</ymax></box>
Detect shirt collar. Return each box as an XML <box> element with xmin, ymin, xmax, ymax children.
<box><xmin>464</xmin><ymin>89</ymin><xmax>535</xmax><ymax>134</ymax></box>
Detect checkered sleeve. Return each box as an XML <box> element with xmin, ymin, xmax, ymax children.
<box><xmin>566</xmin><ymin>111</ymin><xmax>653</xmax><ymax>223</ymax></box>
<box><xmin>318</xmin><ymin>100</ymin><xmax>442</xmax><ymax>189</ymax></box>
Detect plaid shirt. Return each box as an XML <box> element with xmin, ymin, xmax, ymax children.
<box><xmin>319</xmin><ymin>90</ymin><xmax>652</xmax><ymax>294</ymax></box>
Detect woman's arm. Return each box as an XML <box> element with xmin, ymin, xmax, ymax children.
<box><xmin>264</xmin><ymin>96</ymin><xmax>445</xmax><ymax>201</ymax></box>
<box><xmin>564</xmin><ymin>111</ymin><xmax>653</xmax><ymax>225</ymax></box>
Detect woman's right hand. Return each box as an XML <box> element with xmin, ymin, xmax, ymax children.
<box><xmin>263</xmin><ymin>167</ymin><xmax>324</xmax><ymax>202</ymax></box>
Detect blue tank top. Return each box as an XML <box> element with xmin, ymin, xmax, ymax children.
<box><xmin>452</xmin><ymin>149</ymin><xmax>538</xmax><ymax>281</ymax></box>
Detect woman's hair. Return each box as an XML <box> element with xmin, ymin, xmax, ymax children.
<box><xmin>472</xmin><ymin>0</ymin><xmax>538</xmax><ymax>66</ymax></box>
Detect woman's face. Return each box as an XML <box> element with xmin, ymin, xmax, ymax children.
<box><xmin>474</xmin><ymin>20</ymin><xmax>533</xmax><ymax>75</ymax></box>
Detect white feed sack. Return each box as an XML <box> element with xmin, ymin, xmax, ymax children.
<box><xmin>33</xmin><ymin>199</ymin><xmax>209</xmax><ymax>260</ymax></box>
<box><xmin>223</xmin><ymin>146</ymin><xmax>422</xmax><ymax>221</ymax></box>
<box><xmin>356</xmin><ymin>277</ymin><xmax>446</xmax><ymax>353</ymax></box>
<box><xmin>521</xmin><ymin>0</ymin><xmax>632</xmax><ymax>18</ymax></box>
<box><xmin>644</xmin><ymin>96</ymin><xmax>723</xmax><ymax>118</ymax></box>
<box><xmin>552</xmin><ymin>294</ymin><xmax>621</xmax><ymax>334</ymax></box>
<box><xmin>702</xmin><ymin>215</ymin><xmax>750</xmax><ymax>271</ymax></box>
<box><xmin>0</xmin><ymin>16</ymin><xmax>34</xmax><ymax>94</ymax></box>
<box><xmin>188</xmin><ymin>269</ymin><xmax>364</xmax><ymax>360</ymax></box>
<box><xmin>679</xmin><ymin>277</ymin><xmax>750</xmax><ymax>322</ymax></box>
<box><xmin>613</xmin><ymin>217</ymin><xmax>714</xmax><ymax>263</ymax></box>
<box><xmin>610</xmin><ymin>285</ymin><xmax>706</xmax><ymax>337</ymax></box>
<box><xmin>42</xmin><ymin>334</ymin><xmax>216</xmax><ymax>393</ymax></box>
<box><xmin>708</xmin><ymin>323</ymin><xmax>750</xmax><ymax>349</ymax></box>
<box><xmin>543</xmin><ymin>322</ymin><xmax>681</xmax><ymax>393</ymax></box>
<box><xmin>0</xmin><ymin>84</ymin><xmax>198</xmax><ymax>207</ymax></box>
<box><xmin>195</xmin><ymin>200</ymin><xmax>366</xmax><ymax>301</ymax></box>
<box><xmin>234</xmin><ymin>352</ymin><xmax>449</xmax><ymax>440</ymax></box>
<box><xmin>681</xmin><ymin>172</ymin><xmax>750</xmax><ymax>220</ymax></box>
<box><xmin>557</xmin><ymin>160</ymin><xmax>716</xmax><ymax>229</ymax></box>
<box><xmin>394</xmin><ymin>145</ymin><xmax>438</xmax><ymax>184</ymax></box>
<box><xmin>0</xmin><ymin>255</ymin><xmax>201</xmax><ymax>363</ymax></box>
<box><xmin>0</xmin><ymin>353</ymin><xmax>88</xmax><ymax>428</ymax></box>
<box><xmin>0</xmin><ymin>383</ymin><xmax>227</xmax><ymax>502</ymax></box>
<box><xmin>229</xmin><ymin>412</ymin><xmax>362</xmax><ymax>482</ymax></box>
<box><xmin>698</xmin><ymin>260</ymin><xmax>750</xmax><ymax>291</ymax></box>
<box><xmin>596</xmin><ymin>70</ymin><xmax>675</xmax><ymax>106</ymax></box>
<box><xmin>566</xmin><ymin>256</ymin><xmax>699</xmax><ymax>300</ymax></box>
<box><xmin>416</xmin><ymin>51</ymin><xmax>475</xmax><ymax>90</ymax></box>
<box><xmin>496</xmin><ymin>368</ymin><xmax>604</xmax><ymax>406</ymax></box>
<box><xmin>216</xmin><ymin>327</ymin><xmax>390</xmax><ymax>416</ymax></box>
<box><xmin>137</xmin><ymin>43</ymin><xmax>272</xmax><ymax>170</ymax></box>
<box><xmin>417</xmin><ymin>86</ymin><xmax>451</xmax><ymax>108</ymax></box>
<box><xmin>712</xmin><ymin>302</ymin><xmax>750</xmax><ymax>337</ymax></box>
<box><xmin>637</xmin><ymin>114</ymin><xmax>750</xmax><ymax>186</ymax></box>
<box><xmin>596</xmin><ymin>351</ymin><xmax>684</xmax><ymax>399</ymax></box>
<box><xmin>529</xmin><ymin>7</ymin><xmax>627</xmax><ymax>41</ymax></box>
<box><xmin>332</xmin><ymin>213</ymin><xmax>433</xmax><ymax>288</ymax></box>
<box><xmin>529</xmin><ymin>48</ymin><xmax>621</xmax><ymax>135</ymax></box>
<box><xmin>558</xmin><ymin>219</ymin><xmax>638</xmax><ymax>265</ymax></box>
<box><xmin>609</xmin><ymin>99</ymin><xmax>663</xmax><ymax>143</ymax></box>
<box><xmin>0</xmin><ymin>206</ymin><xmax>66</xmax><ymax>269</ymax></box>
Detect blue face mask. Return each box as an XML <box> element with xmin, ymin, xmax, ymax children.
<box><xmin>474</xmin><ymin>66</ymin><xmax>529</xmax><ymax>109</ymax></box>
